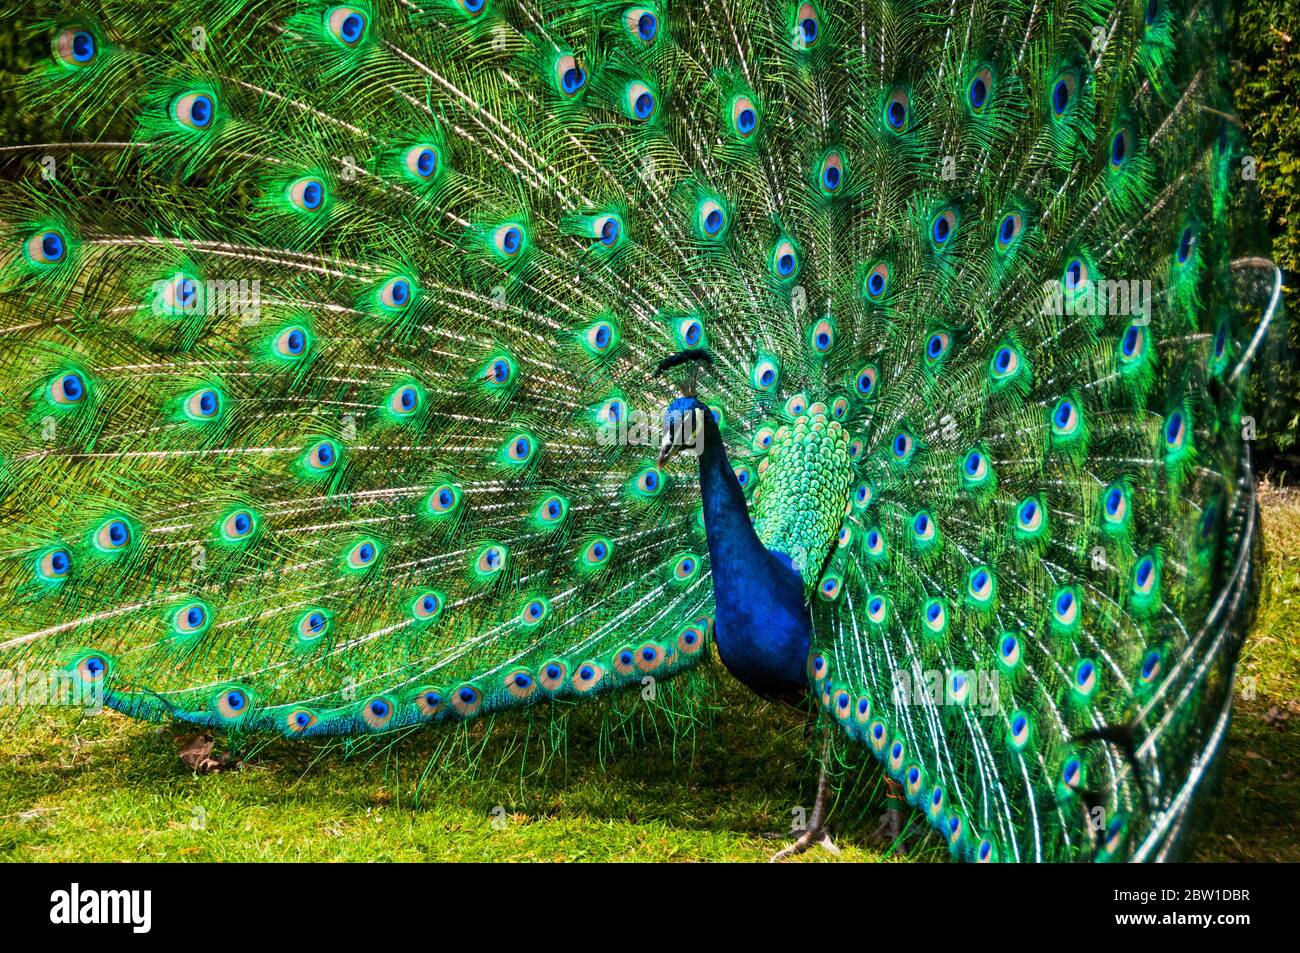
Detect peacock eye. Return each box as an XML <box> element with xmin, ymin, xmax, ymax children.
<box><xmin>770</xmin><ymin>238</ymin><xmax>798</xmax><ymax>279</ymax></box>
<box><xmin>412</xmin><ymin>591</ymin><xmax>442</xmax><ymax>620</ymax></box>
<box><xmin>863</xmin><ymin>261</ymin><xmax>889</xmax><ymax>299</ymax></box>
<box><xmin>930</xmin><ymin>208</ymin><xmax>957</xmax><ymax>247</ymax></box>
<box><xmin>346</xmin><ymin>538</ymin><xmax>380</xmax><ymax>570</ymax></box>
<box><xmin>297</xmin><ymin>609</ymin><xmax>331</xmax><ymax>639</ymax></box>
<box><xmin>306</xmin><ymin>440</ymin><xmax>337</xmax><ymax>471</ymax></box>
<box><xmin>171</xmin><ymin>92</ymin><xmax>215</xmax><ymax>130</ymax></box>
<box><xmin>221</xmin><ymin>509</ymin><xmax>256</xmax><ymax>540</ymax></box>
<box><xmin>326</xmin><ymin>6</ymin><xmax>367</xmax><ymax>46</ymax></box>
<box><xmin>553</xmin><ymin>54</ymin><xmax>587</xmax><ymax>97</ymax></box>
<box><xmin>625</xmin><ymin>81</ymin><xmax>656</xmax><ymax>121</ymax></box>
<box><xmin>37</xmin><ymin>547</ymin><xmax>72</xmax><ymax>581</ymax></box>
<box><xmin>493</xmin><ymin>224</ymin><xmax>525</xmax><ymax>257</ymax></box>
<box><xmin>1110</xmin><ymin>126</ymin><xmax>1132</xmax><ymax>168</ymax></box>
<box><xmin>173</xmin><ymin>601</ymin><xmax>210</xmax><ymax>635</ymax></box>
<box><xmin>388</xmin><ymin>384</ymin><xmax>421</xmax><ymax>416</ymax></box>
<box><xmin>48</xmin><ymin>371</ymin><xmax>86</xmax><ymax>405</ymax></box>
<box><xmin>809</xmin><ymin>319</ymin><xmax>835</xmax><ymax>353</ymax></box>
<box><xmin>93</xmin><ymin>518</ymin><xmax>132</xmax><ymax>552</ymax></box>
<box><xmin>275</xmin><ymin>326</ymin><xmax>309</xmax><ymax>358</ymax></box>
<box><xmin>1176</xmin><ymin>226</ymin><xmax>1196</xmax><ymax>264</ymax></box>
<box><xmin>794</xmin><ymin>2</ymin><xmax>820</xmax><ymax>49</ymax></box>
<box><xmin>626</xmin><ymin>7</ymin><xmax>658</xmax><ymax>42</ymax></box>
<box><xmin>404</xmin><ymin>145</ymin><xmax>439</xmax><ymax>179</ymax></box>
<box><xmin>594</xmin><ymin>215</ymin><xmax>621</xmax><ymax>246</ymax></box>
<box><xmin>731</xmin><ymin>95</ymin><xmax>759</xmax><ymax>138</ymax></box>
<box><xmin>1050</xmin><ymin>71</ymin><xmax>1077</xmax><ymax>117</ymax></box>
<box><xmin>996</xmin><ymin>213</ymin><xmax>1023</xmax><ymax>251</ymax></box>
<box><xmin>924</xmin><ymin>331</ymin><xmax>951</xmax><ymax>363</ymax></box>
<box><xmin>161</xmin><ymin>275</ymin><xmax>200</xmax><ymax>313</ymax></box>
<box><xmin>288</xmin><ymin>177</ymin><xmax>326</xmax><ymax>211</ymax></box>
<box><xmin>428</xmin><ymin>483</ymin><xmax>462</xmax><ymax>515</ymax></box>
<box><xmin>968</xmin><ymin>67</ymin><xmax>993</xmax><ymax>112</ymax></box>
<box><xmin>458</xmin><ymin>0</ymin><xmax>486</xmax><ymax>16</ymax></box>
<box><xmin>55</xmin><ymin>28</ymin><xmax>97</xmax><ymax>67</ymax></box>
<box><xmin>185</xmin><ymin>388</ymin><xmax>221</xmax><ymax>420</ymax></box>
<box><xmin>884</xmin><ymin>87</ymin><xmax>910</xmax><ymax>131</ymax></box>
<box><xmin>676</xmin><ymin>316</ymin><xmax>705</xmax><ymax>348</ymax></box>
<box><xmin>379</xmin><ymin>277</ymin><xmax>412</xmax><ymax>309</ymax></box>
<box><xmin>26</xmin><ymin>230</ymin><xmax>66</xmax><ymax>264</ymax></box>
<box><xmin>697</xmin><ymin>200</ymin><xmax>726</xmax><ymax>238</ymax></box>
<box><xmin>819</xmin><ymin>151</ymin><xmax>844</xmax><ymax>193</ymax></box>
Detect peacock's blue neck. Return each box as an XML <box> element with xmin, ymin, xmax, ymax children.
<box><xmin>692</xmin><ymin>404</ymin><xmax>812</xmax><ymax>699</ymax></box>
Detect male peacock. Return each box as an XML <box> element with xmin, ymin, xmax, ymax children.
<box><xmin>0</xmin><ymin>0</ymin><xmax>1277</xmax><ymax>862</ymax></box>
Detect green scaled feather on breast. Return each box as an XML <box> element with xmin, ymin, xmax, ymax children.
<box><xmin>0</xmin><ymin>0</ymin><xmax>1275</xmax><ymax>863</ymax></box>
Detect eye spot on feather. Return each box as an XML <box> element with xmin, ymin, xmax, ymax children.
<box><xmin>999</xmin><ymin>634</ymin><xmax>1021</xmax><ymax>669</ymax></box>
<box><xmin>968</xmin><ymin>67</ymin><xmax>992</xmax><ymax>113</ymax></box>
<box><xmin>770</xmin><ymin>238</ymin><xmax>799</xmax><ymax>280</ymax></box>
<box><xmin>580</xmin><ymin>537</ymin><xmax>613</xmax><ymax>571</ymax></box>
<box><xmin>930</xmin><ymin>208</ymin><xmax>957</xmax><ymax>247</ymax></box>
<box><xmin>216</xmin><ymin>687</ymin><xmax>252</xmax><ymax>720</ymax></box>
<box><xmin>304</xmin><ymin>439</ymin><xmax>338</xmax><ymax>473</ymax></box>
<box><xmin>379</xmin><ymin>276</ymin><xmax>413</xmax><ymax>310</ymax></box>
<box><xmin>625</xmin><ymin>81</ymin><xmax>656</xmax><ymax>121</ymax></box>
<box><xmin>884</xmin><ymin>87</ymin><xmax>910</xmax><ymax>132</ymax></box>
<box><xmin>415</xmin><ymin>688</ymin><xmax>444</xmax><ymax>718</ymax></box>
<box><xmin>93</xmin><ymin>517</ymin><xmax>132</xmax><ymax>553</ymax></box>
<box><xmin>286</xmin><ymin>709</ymin><xmax>318</xmax><ymax>733</ymax></box>
<box><xmin>47</xmin><ymin>371</ymin><xmax>86</xmax><ymax>406</ymax></box>
<box><xmin>288</xmin><ymin>177</ymin><xmax>325</xmax><ymax>212</ymax></box>
<box><xmin>751</xmin><ymin>354</ymin><xmax>781</xmax><ymax>391</ymax></box>
<box><xmin>625</xmin><ymin>8</ymin><xmax>658</xmax><ymax>43</ymax></box>
<box><xmin>411</xmin><ymin>591</ymin><xmax>443</xmax><ymax>621</ymax></box>
<box><xmin>1051</xmin><ymin>587</ymin><xmax>1080</xmax><ymax>630</ymax></box>
<box><xmin>184</xmin><ymin>387</ymin><xmax>221</xmax><ymax>421</ymax></box>
<box><xmin>818</xmin><ymin>151</ymin><xmax>844</xmax><ymax>194</ymax></box>
<box><xmin>817</xmin><ymin>572</ymin><xmax>843</xmax><ymax>601</ymax></box>
<box><xmin>25</xmin><ymin>230</ymin><xmax>66</xmax><ymax>264</ymax></box>
<box><xmin>326</xmin><ymin>6</ymin><xmax>367</xmax><ymax>47</ymax></box>
<box><xmin>572</xmin><ymin>662</ymin><xmax>605</xmax><ymax>691</ymax></box>
<box><xmin>387</xmin><ymin>383</ymin><xmax>421</xmax><ymax>417</ymax></box>
<box><xmin>635</xmin><ymin>643</ymin><xmax>665</xmax><ymax>672</ymax></box>
<box><xmin>55</xmin><ymin>28</ymin><xmax>97</xmax><ymax>67</ymax></box>
<box><xmin>808</xmin><ymin>318</ymin><xmax>835</xmax><ymax>354</ymax></box>
<box><xmin>582</xmin><ymin>318</ymin><xmax>619</xmax><ymax>356</ymax></box>
<box><xmin>1175</xmin><ymin>226</ymin><xmax>1196</xmax><ymax>264</ymax></box>
<box><xmin>160</xmin><ymin>274</ymin><xmax>200</xmax><ymax>314</ymax></box>
<box><xmin>427</xmin><ymin>483</ymin><xmax>462</xmax><ymax>517</ymax></box>
<box><xmin>539</xmin><ymin>660</ymin><xmax>568</xmax><ymax>691</ymax></box>
<box><xmin>793</xmin><ymin>2</ymin><xmax>820</xmax><ymax>50</ymax></box>
<box><xmin>924</xmin><ymin>330</ymin><xmax>950</xmax><ymax>365</ymax></box>
<box><xmin>1164</xmin><ymin>409</ymin><xmax>1187</xmax><ymax>451</ymax></box>
<box><xmin>451</xmin><ymin>684</ymin><xmax>482</xmax><ymax>717</ymax></box>
<box><xmin>1072</xmin><ymin>659</ymin><xmax>1098</xmax><ymax>700</ymax></box>
<box><xmin>458</xmin><ymin>0</ymin><xmax>486</xmax><ymax>16</ymax></box>
<box><xmin>36</xmin><ymin>547</ymin><xmax>71</xmax><ymax>583</ymax></box>
<box><xmin>520</xmin><ymin>597</ymin><xmax>550</xmax><ymax>627</ymax></box>
<box><xmin>296</xmin><ymin>609</ymin><xmax>331</xmax><ymax>642</ymax></box>
<box><xmin>553</xmin><ymin>53</ymin><xmax>587</xmax><ymax>97</ymax></box>
<box><xmin>1007</xmin><ymin>710</ymin><xmax>1032</xmax><ymax>750</ymax></box>
<box><xmin>891</xmin><ymin>430</ymin><xmax>915</xmax><ymax>463</ymax></box>
<box><xmin>362</xmin><ymin>696</ymin><xmax>395</xmax><ymax>730</ymax></box>
<box><xmin>506</xmin><ymin>669</ymin><xmax>537</xmax><ymax>700</ymax></box>
<box><xmin>171</xmin><ymin>91</ymin><xmax>215</xmax><ymax>130</ymax></box>
<box><xmin>731</xmin><ymin>95</ymin><xmax>759</xmax><ymax>138</ymax></box>
<box><xmin>172</xmin><ymin>601</ymin><xmax>211</xmax><ymax>636</ymax></box>
<box><xmin>697</xmin><ymin>200</ymin><xmax>727</xmax><ymax>238</ymax></box>
<box><xmin>492</xmin><ymin>223</ymin><xmax>526</xmax><ymax>258</ymax></box>
<box><xmin>863</xmin><ymin>261</ymin><xmax>889</xmax><ymax>300</ymax></box>
<box><xmin>1050</xmin><ymin>70</ymin><xmax>1076</xmax><ymax>118</ymax></box>
<box><xmin>475</xmin><ymin>543</ymin><xmax>508</xmax><ymax>577</ymax></box>
<box><xmin>274</xmin><ymin>325</ymin><xmax>310</xmax><ymax>359</ymax></box>
<box><xmin>404</xmin><ymin>145</ymin><xmax>439</xmax><ymax>180</ymax></box>
<box><xmin>1110</xmin><ymin>126</ymin><xmax>1132</xmax><ymax>168</ymax></box>
<box><xmin>996</xmin><ymin>213</ymin><xmax>1023</xmax><ymax>251</ymax></box>
<box><xmin>344</xmin><ymin>537</ymin><xmax>381</xmax><ymax>571</ymax></box>
<box><xmin>922</xmin><ymin>598</ymin><xmax>946</xmax><ymax>635</ymax></box>
<box><xmin>501</xmin><ymin>431</ymin><xmax>537</xmax><ymax>465</ymax></box>
<box><xmin>674</xmin><ymin>315</ymin><xmax>706</xmax><ymax>349</ymax></box>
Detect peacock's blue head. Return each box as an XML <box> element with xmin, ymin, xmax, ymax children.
<box><xmin>658</xmin><ymin>395</ymin><xmax>707</xmax><ymax>467</ymax></box>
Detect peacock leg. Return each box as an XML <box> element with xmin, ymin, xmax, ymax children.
<box><xmin>768</xmin><ymin>739</ymin><xmax>841</xmax><ymax>861</ymax></box>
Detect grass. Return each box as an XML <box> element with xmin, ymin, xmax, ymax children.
<box><xmin>1</xmin><ymin>491</ymin><xmax>1296</xmax><ymax>863</ymax></box>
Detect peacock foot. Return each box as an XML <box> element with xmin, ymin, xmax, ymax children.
<box><xmin>768</xmin><ymin>825</ymin><xmax>842</xmax><ymax>862</ymax></box>
<box><xmin>869</xmin><ymin>808</ymin><xmax>908</xmax><ymax>849</ymax></box>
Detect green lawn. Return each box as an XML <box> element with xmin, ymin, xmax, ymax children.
<box><xmin>2</xmin><ymin>489</ymin><xmax>1296</xmax><ymax>863</ymax></box>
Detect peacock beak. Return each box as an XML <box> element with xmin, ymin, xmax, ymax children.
<box><xmin>657</xmin><ymin>430</ymin><xmax>678</xmax><ymax>467</ymax></box>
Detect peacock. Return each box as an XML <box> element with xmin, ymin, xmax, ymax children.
<box><xmin>0</xmin><ymin>0</ymin><xmax>1280</xmax><ymax>862</ymax></box>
